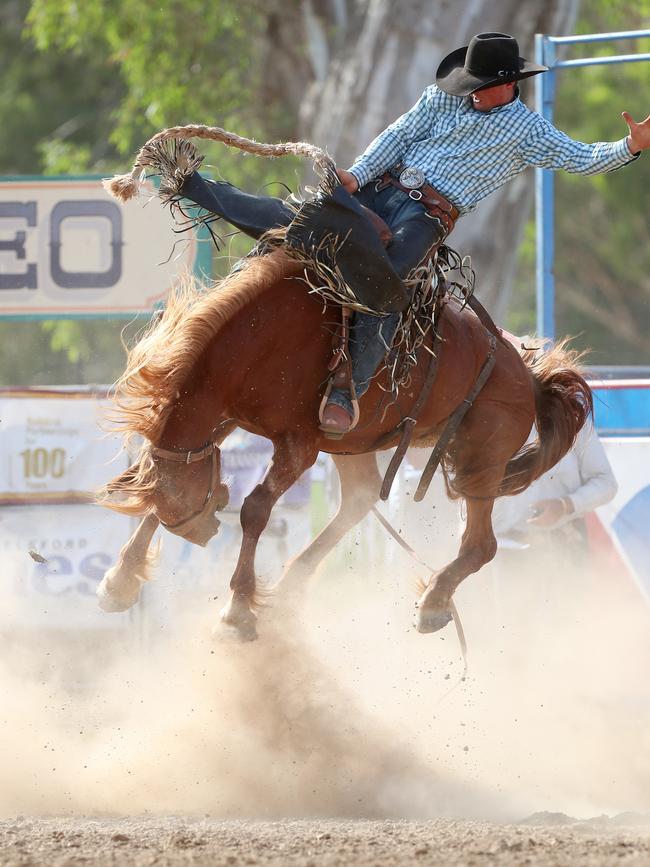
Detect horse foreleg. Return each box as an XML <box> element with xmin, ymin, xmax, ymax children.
<box><xmin>416</xmin><ymin>494</ymin><xmax>497</xmax><ymax>634</ymax></box>
<box><xmin>278</xmin><ymin>452</ymin><xmax>383</xmax><ymax>597</ymax></box>
<box><xmin>220</xmin><ymin>434</ymin><xmax>318</xmax><ymax>640</ymax></box>
<box><xmin>97</xmin><ymin>512</ymin><xmax>160</xmax><ymax>612</ymax></box>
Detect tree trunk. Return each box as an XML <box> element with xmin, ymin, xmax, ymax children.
<box><xmin>263</xmin><ymin>0</ymin><xmax>580</xmax><ymax>321</ymax></box>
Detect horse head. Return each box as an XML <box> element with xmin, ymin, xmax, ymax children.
<box><xmin>149</xmin><ymin>440</ymin><xmax>230</xmax><ymax>547</ymax></box>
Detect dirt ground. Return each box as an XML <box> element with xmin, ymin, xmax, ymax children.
<box><xmin>2</xmin><ymin>501</ymin><xmax>650</xmax><ymax>867</ymax></box>
<box><xmin>2</xmin><ymin>814</ymin><xmax>650</xmax><ymax>866</ymax></box>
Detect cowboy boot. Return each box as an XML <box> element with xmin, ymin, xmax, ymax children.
<box><xmin>319</xmin><ymin>402</ymin><xmax>354</xmax><ymax>436</ymax></box>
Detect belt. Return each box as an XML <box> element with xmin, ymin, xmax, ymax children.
<box><xmin>376</xmin><ymin>167</ymin><xmax>460</xmax><ymax>225</ymax></box>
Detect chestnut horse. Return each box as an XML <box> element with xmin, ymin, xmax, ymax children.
<box><xmin>97</xmin><ymin>249</ymin><xmax>590</xmax><ymax>640</ymax></box>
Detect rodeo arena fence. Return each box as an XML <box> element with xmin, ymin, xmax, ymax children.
<box><xmin>1</xmin><ymin>30</ymin><xmax>649</xmax><ymax>651</ymax></box>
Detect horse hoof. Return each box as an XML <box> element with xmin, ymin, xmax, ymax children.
<box><xmin>96</xmin><ymin>578</ymin><xmax>140</xmax><ymax>613</ymax></box>
<box><xmin>218</xmin><ymin>606</ymin><xmax>258</xmax><ymax>642</ymax></box>
<box><xmin>415</xmin><ymin>608</ymin><xmax>453</xmax><ymax>634</ymax></box>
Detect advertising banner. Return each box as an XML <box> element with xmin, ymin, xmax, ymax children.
<box><xmin>0</xmin><ymin>389</ymin><xmax>127</xmax><ymax>504</ymax></box>
<box><xmin>0</xmin><ymin>503</ymin><xmax>134</xmax><ymax>631</ymax></box>
<box><xmin>0</xmin><ymin>177</ymin><xmax>208</xmax><ymax>318</ymax></box>
<box><xmin>220</xmin><ymin>429</ymin><xmax>311</xmax><ymax>510</ymax></box>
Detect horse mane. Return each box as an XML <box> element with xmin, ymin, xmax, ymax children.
<box><xmin>110</xmin><ymin>249</ymin><xmax>302</xmax><ymax>446</ymax></box>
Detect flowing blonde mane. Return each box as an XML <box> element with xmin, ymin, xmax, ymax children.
<box><xmin>111</xmin><ymin>249</ymin><xmax>302</xmax><ymax>445</ymax></box>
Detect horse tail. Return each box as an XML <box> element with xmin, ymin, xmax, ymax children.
<box><xmin>497</xmin><ymin>340</ymin><xmax>593</xmax><ymax>497</ymax></box>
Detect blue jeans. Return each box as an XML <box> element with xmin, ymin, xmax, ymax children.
<box><xmin>328</xmin><ymin>183</ymin><xmax>447</xmax><ymax>414</ymax></box>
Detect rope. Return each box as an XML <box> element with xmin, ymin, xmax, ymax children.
<box><xmin>104</xmin><ymin>123</ymin><xmax>337</xmax><ymax>202</ymax></box>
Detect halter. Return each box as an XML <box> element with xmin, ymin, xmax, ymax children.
<box><xmin>150</xmin><ymin>421</ymin><xmax>231</xmax><ymax>534</ymax></box>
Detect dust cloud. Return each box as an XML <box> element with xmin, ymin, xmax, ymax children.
<box><xmin>0</xmin><ymin>497</ymin><xmax>649</xmax><ymax>823</ymax></box>
<box><xmin>0</xmin><ymin>564</ymin><xmax>485</xmax><ymax>821</ymax></box>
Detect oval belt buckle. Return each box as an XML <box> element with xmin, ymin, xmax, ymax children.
<box><xmin>399</xmin><ymin>166</ymin><xmax>426</xmax><ymax>189</ymax></box>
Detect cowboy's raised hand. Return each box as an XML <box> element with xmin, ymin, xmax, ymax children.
<box><xmin>622</xmin><ymin>111</ymin><xmax>650</xmax><ymax>153</ymax></box>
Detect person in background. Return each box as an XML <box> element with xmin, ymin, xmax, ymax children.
<box><xmin>491</xmin><ymin>419</ymin><xmax>617</xmax><ymax>555</ymax></box>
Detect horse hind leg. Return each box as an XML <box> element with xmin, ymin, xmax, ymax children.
<box><xmin>414</xmin><ymin>382</ymin><xmax>530</xmax><ymax>634</ymax></box>
<box><xmin>97</xmin><ymin>512</ymin><xmax>160</xmax><ymax>612</ymax></box>
<box><xmin>415</xmin><ymin>490</ymin><xmax>498</xmax><ymax>633</ymax></box>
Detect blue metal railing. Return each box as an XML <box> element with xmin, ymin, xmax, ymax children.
<box><xmin>534</xmin><ymin>30</ymin><xmax>650</xmax><ymax>338</ymax></box>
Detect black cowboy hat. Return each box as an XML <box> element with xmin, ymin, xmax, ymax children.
<box><xmin>436</xmin><ymin>32</ymin><xmax>547</xmax><ymax>97</ymax></box>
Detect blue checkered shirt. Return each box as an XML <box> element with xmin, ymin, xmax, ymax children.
<box><xmin>348</xmin><ymin>85</ymin><xmax>637</xmax><ymax>216</ymax></box>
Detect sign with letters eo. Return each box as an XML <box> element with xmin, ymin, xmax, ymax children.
<box><xmin>0</xmin><ymin>176</ymin><xmax>208</xmax><ymax>318</ymax></box>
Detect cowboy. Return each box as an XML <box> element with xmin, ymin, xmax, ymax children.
<box><xmin>319</xmin><ymin>31</ymin><xmax>650</xmax><ymax>436</ymax></box>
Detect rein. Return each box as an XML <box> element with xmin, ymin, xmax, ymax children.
<box><xmin>104</xmin><ymin>125</ymin><xmax>337</xmax><ymax>203</ymax></box>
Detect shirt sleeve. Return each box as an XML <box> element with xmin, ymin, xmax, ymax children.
<box><xmin>566</xmin><ymin>423</ymin><xmax>618</xmax><ymax>516</ymax></box>
<box><xmin>347</xmin><ymin>87</ymin><xmax>436</xmax><ymax>188</ymax></box>
<box><xmin>519</xmin><ymin>114</ymin><xmax>639</xmax><ymax>176</ymax></box>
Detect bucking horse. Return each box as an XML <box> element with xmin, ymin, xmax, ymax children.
<box><xmin>95</xmin><ymin>125</ymin><xmax>592</xmax><ymax>641</ymax></box>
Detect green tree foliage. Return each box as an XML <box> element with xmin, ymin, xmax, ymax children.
<box><xmin>0</xmin><ymin>0</ymin><xmax>124</xmax><ymax>176</ymax></box>
<box><xmin>0</xmin><ymin>0</ymin><xmax>302</xmax><ymax>385</ymax></box>
<box><xmin>4</xmin><ymin>0</ymin><xmax>648</xmax><ymax>383</ymax></box>
<box><xmin>509</xmin><ymin>0</ymin><xmax>650</xmax><ymax>366</ymax></box>
<box><xmin>25</xmin><ymin>0</ymin><xmax>299</xmax><ymax>186</ymax></box>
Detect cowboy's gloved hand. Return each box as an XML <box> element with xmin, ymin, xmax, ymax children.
<box><xmin>336</xmin><ymin>169</ymin><xmax>360</xmax><ymax>194</ymax></box>
<box><xmin>622</xmin><ymin>111</ymin><xmax>650</xmax><ymax>154</ymax></box>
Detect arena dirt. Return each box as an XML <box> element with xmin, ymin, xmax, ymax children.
<box><xmin>1</xmin><ymin>497</ymin><xmax>649</xmax><ymax>864</ymax></box>
<box><xmin>2</xmin><ymin>814</ymin><xmax>650</xmax><ymax>866</ymax></box>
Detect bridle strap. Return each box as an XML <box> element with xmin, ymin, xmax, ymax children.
<box><xmin>151</xmin><ymin>440</ymin><xmax>216</xmax><ymax>464</ymax></box>
<box><xmin>149</xmin><ymin>419</ymin><xmax>234</xmax><ymax>464</ymax></box>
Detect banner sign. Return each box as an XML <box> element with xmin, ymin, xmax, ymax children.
<box><xmin>0</xmin><ymin>177</ymin><xmax>209</xmax><ymax>318</ymax></box>
<box><xmin>0</xmin><ymin>388</ymin><xmax>127</xmax><ymax>504</ymax></box>
<box><xmin>0</xmin><ymin>503</ymin><xmax>134</xmax><ymax>630</ymax></box>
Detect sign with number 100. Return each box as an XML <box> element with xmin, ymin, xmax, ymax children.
<box><xmin>20</xmin><ymin>447</ymin><xmax>66</xmax><ymax>480</ymax></box>
<box><xmin>0</xmin><ymin>392</ymin><xmax>127</xmax><ymax>502</ymax></box>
